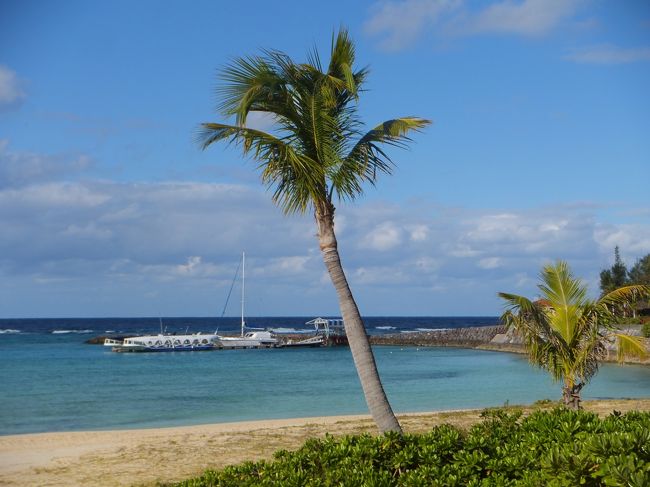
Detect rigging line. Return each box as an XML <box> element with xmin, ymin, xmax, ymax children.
<box><xmin>220</xmin><ymin>259</ymin><xmax>241</xmax><ymax>318</ymax></box>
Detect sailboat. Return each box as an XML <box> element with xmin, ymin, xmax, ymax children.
<box><xmin>215</xmin><ymin>252</ymin><xmax>279</xmax><ymax>349</ymax></box>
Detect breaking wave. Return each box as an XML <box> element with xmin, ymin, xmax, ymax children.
<box><xmin>51</xmin><ymin>329</ymin><xmax>95</xmax><ymax>334</ymax></box>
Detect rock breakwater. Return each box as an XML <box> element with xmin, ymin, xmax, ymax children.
<box><xmin>370</xmin><ymin>325</ymin><xmax>507</xmax><ymax>348</ymax></box>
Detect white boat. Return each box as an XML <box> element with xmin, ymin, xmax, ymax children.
<box><xmin>107</xmin><ymin>332</ymin><xmax>218</xmax><ymax>353</ymax></box>
<box><xmin>216</xmin><ymin>330</ymin><xmax>278</xmax><ymax>348</ymax></box>
<box><xmin>105</xmin><ymin>318</ymin><xmax>220</xmax><ymax>353</ymax></box>
<box><xmin>215</xmin><ymin>252</ymin><xmax>279</xmax><ymax>349</ymax></box>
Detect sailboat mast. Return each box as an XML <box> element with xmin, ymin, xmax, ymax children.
<box><xmin>241</xmin><ymin>251</ymin><xmax>245</xmax><ymax>337</ymax></box>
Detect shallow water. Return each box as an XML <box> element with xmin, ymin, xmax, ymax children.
<box><xmin>1</xmin><ymin>317</ymin><xmax>649</xmax><ymax>435</ymax></box>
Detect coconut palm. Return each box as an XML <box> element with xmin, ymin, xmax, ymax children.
<box><xmin>499</xmin><ymin>261</ymin><xmax>648</xmax><ymax>409</ymax></box>
<box><xmin>198</xmin><ymin>29</ymin><xmax>430</xmax><ymax>433</ymax></box>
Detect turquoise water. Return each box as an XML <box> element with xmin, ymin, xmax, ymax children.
<box><xmin>2</xmin><ymin>327</ymin><xmax>650</xmax><ymax>435</ymax></box>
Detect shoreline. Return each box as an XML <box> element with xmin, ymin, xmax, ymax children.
<box><xmin>2</xmin><ymin>399</ymin><xmax>650</xmax><ymax>487</ymax></box>
<box><xmin>370</xmin><ymin>326</ymin><xmax>650</xmax><ymax>365</ymax></box>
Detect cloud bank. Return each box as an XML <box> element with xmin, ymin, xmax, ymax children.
<box><xmin>1</xmin><ymin>151</ymin><xmax>647</xmax><ymax>316</ymax></box>
<box><xmin>365</xmin><ymin>0</ymin><xmax>582</xmax><ymax>50</ymax></box>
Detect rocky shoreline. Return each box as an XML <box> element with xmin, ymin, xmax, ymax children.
<box><xmin>370</xmin><ymin>325</ymin><xmax>649</xmax><ymax>365</ymax></box>
<box><xmin>369</xmin><ymin>325</ymin><xmax>508</xmax><ymax>348</ymax></box>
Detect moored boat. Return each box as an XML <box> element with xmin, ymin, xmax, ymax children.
<box><xmin>215</xmin><ymin>252</ymin><xmax>279</xmax><ymax>349</ymax></box>
<box><xmin>107</xmin><ymin>333</ymin><xmax>218</xmax><ymax>352</ymax></box>
<box><xmin>279</xmin><ymin>334</ymin><xmax>325</xmax><ymax>348</ymax></box>
<box><xmin>215</xmin><ymin>330</ymin><xmax>278</xmax><ymax>349</ymax></box>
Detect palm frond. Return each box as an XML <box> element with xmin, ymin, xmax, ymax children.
<box><xmin>328</xmin><ymin>117</ymin><xmax>431</xmax><ymax>201</ymax></box>
<box><xmin>613</xmin><ymin>333</ymin><xmax>648</xmax><ymax>362</ymax></box>
<box><xmin>197</xmin><ymin>122</ymin><xmax>324</xmax><ymax>214</ymax></box>
<box><xmin>538</xmin><ymin>261</ymin><xmax>587</xmax><ymax>307</ymax></box>
<box><xmin>599</xmin><ymin>284</ymin><xmax>650</xmax><ymax>309</ymax></box>
<box><xmin>538</xmin><ymin>261</ymin><xmax>588</xmax><ymax>345</ymax></box>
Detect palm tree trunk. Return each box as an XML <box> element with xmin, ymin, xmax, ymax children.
<box><xmin>562</xmin><ymin>381</ymin><xmax>583</xmax><ymax>410</ymax></box>
<box><xmin>315</xmin><ymin>202</ymin><xmax>402</xmax><ymax>434</ymax></box>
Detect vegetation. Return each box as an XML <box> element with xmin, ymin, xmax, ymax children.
<box><xmin>198</xmin><ymin>29</ymin><xmax>429</xmax><ymax>433</ymax></box>
<box><xmin>600</xmin><ymin>248</ymin><xmax>650</xmax><ymax>294</ymax></box>
<box><xmin>499</xmin><ymin>261</ymin><xmax>648</xmax><ymax>409</ymax></box>
<box><xmin>630</xmin><ymin>254</ymin><xmax>650</xmax><ymax>289</ymax></box>
<box><xmin>600</xmin><ymin>246</ymin><xmax>629</xmax><ymax>295</ymax></box>
<box><xmin>175</xmin><ymin>408</ymin><xmax>650</xmax><ymax>486</ymax></box>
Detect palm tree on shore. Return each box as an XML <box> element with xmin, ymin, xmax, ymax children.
<box><xmin>499</xmin><ymin>261</ymin><xmax>648</xmax><ymax>409</ymax></box>
<box><xmin>198</xmin><ymin>29</ymin><xmax>430</xmax><ymax>433</ymax></box>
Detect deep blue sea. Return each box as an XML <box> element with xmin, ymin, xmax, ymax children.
<box><xmin>1</xmin><ymin>316</ymin><xmax>649</xmax><ymax>436</ymax></box>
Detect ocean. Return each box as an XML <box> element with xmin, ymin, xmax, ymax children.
<box><xmin>1</xmin><ymin>316</ymin><xmax>649</xmax><ymax>436</ymax></box>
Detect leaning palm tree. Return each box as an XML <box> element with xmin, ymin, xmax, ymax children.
<box><xmin>499</xmin><ymin>261</ymin><xmax>648</xmax><ymax>409</ymax></box>
<box><xmin>198</xmin><ymin>29</ymin><xmax>430</xmax><ymax>433</ymax></box>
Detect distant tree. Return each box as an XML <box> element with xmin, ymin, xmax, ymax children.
<box><xmin>629</xmin><ymin>254</ymin><xmax>650</xmax><ymax>320</ymax></box>
<box><xmin>599</xmin><ymin>246</ymin><xmax>629</xmax><ymax>295</ymax></box>
<box><xmin>629</xmin><ymin>254</ymin><xmax>650</xmax><ymax>285</ymax></box>
<box><xmin>499</xmin><ymin>261</ymin><xmax>648</xmax><ymax>410</ymax></box>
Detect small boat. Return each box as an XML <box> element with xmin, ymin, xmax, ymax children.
<box><xmin>216</xmin><ymin>330</ymin><xmax>278</xmax><ymax>349</ymax></box>
<box><xmin>279</xmin><ymin>335</ymin><xmax>325</xmax><ymax>348</ymax></box>
<box><xmin>215</xmin><ymin>252</ymin><xmax>279</xmax><ymax>349</ymax></box>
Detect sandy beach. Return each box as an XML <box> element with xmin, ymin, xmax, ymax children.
<box><xmin>1</xmin><ymin>399</ymin><xmax>649</xmax><ymax>487</ymax></box>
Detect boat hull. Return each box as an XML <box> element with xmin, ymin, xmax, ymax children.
<box><xmin>112</xmin><ymin>344</ymin><xmax>216</xmax><ymax>353</ymax></box>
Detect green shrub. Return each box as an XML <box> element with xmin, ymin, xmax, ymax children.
<box><xmin>175</xmin><ymin>409</ymin><xmax>650</xmax><ymax>486</ymax></box>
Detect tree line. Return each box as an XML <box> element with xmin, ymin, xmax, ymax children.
<box><xmin>600</xmin><ymin>247</ymin><xmax>650</xmax><ymax>294</ymax></box>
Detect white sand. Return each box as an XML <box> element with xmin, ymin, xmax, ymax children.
<box><xmin>0</xmin><ymin>414</ymin><xmax>375</xmax><ymax>487</ymax></box>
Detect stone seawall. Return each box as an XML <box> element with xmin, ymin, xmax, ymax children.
<box><xmin>369</xmin><ymin>325</ymin><xmax>650</xmax><ymax>365</ymax></box>
<box><xmin>369</xmin><ymin>325</ymin><xmax>507</xmax><ymax>348</ymax></box>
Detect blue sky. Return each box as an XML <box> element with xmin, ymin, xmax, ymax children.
<box><xmin>1</xmin><ymin>0</ymin><xmax>649</xmax><ymax>318</ymax></box>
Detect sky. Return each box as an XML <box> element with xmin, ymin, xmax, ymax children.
<box><xmin>0</xmin><ymin>0</ymin><xmax>649</xmax><ymax>318</ymax></box>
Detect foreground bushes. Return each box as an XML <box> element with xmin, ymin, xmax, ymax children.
<box><xmin>177</xmin><ymin>408</ymin><xmax>650</xmax><ymax>486</ymax></box>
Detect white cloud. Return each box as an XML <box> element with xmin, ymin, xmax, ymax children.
<box><xmin>365</xmin><ymin>0</ymin><xmax>582</xmax><ymax>50</ymax></box>
<box><xmin>460</xmin><ymin>0</ymin><xmax>581</xmax><ymax>37</ymax></box>
<box><xmin>0</xmin><ymin>65</ymin><xmax>26</xmax><ymax>111</ymax></box>
<box><xmin>364</xmin><ymin>0</ymin><xmax>461</xmax><ymax>51</ymax></box>
<box><xmin>176</xmin><ymin>256</ymin><xmax>203</xmax><ymax>275</ymax></box>
<box><xmin>354</xmin><ymin>265</ymin><xmax>410</xmax><ymax>285</ymax></box>
<box><xmin>478</xmin><ymin>257</ymin><xmax>502</xmax><ymax>269</ymax></box>
<box><xmin>360</xmin><ymin>221</ymin><xmax>403</xmax><ymax>251</ymax></box>
<box><xmin>409</xmin><ymin>224</ymin><xmax>429</xmax><ymax>242</ymax></box>
<box><xmin>0</xmin><ymin>140</ymin><xmax>93</xmax><ymax>188</ymax></box>
<box><xmin>565</xmin><ymin>44</ymin><xmax>650</xmax><ymax>64</ymax></box>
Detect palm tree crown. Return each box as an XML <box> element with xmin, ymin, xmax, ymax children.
<box><xmin>499</xmin><ymin>261</ymin><xmax>648</xmax><ymax>408</ymax></box>
<box><xmin>198</xmin><ymin>29</ymin><xmax>430</xmax><ymax>214</ymax></box>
